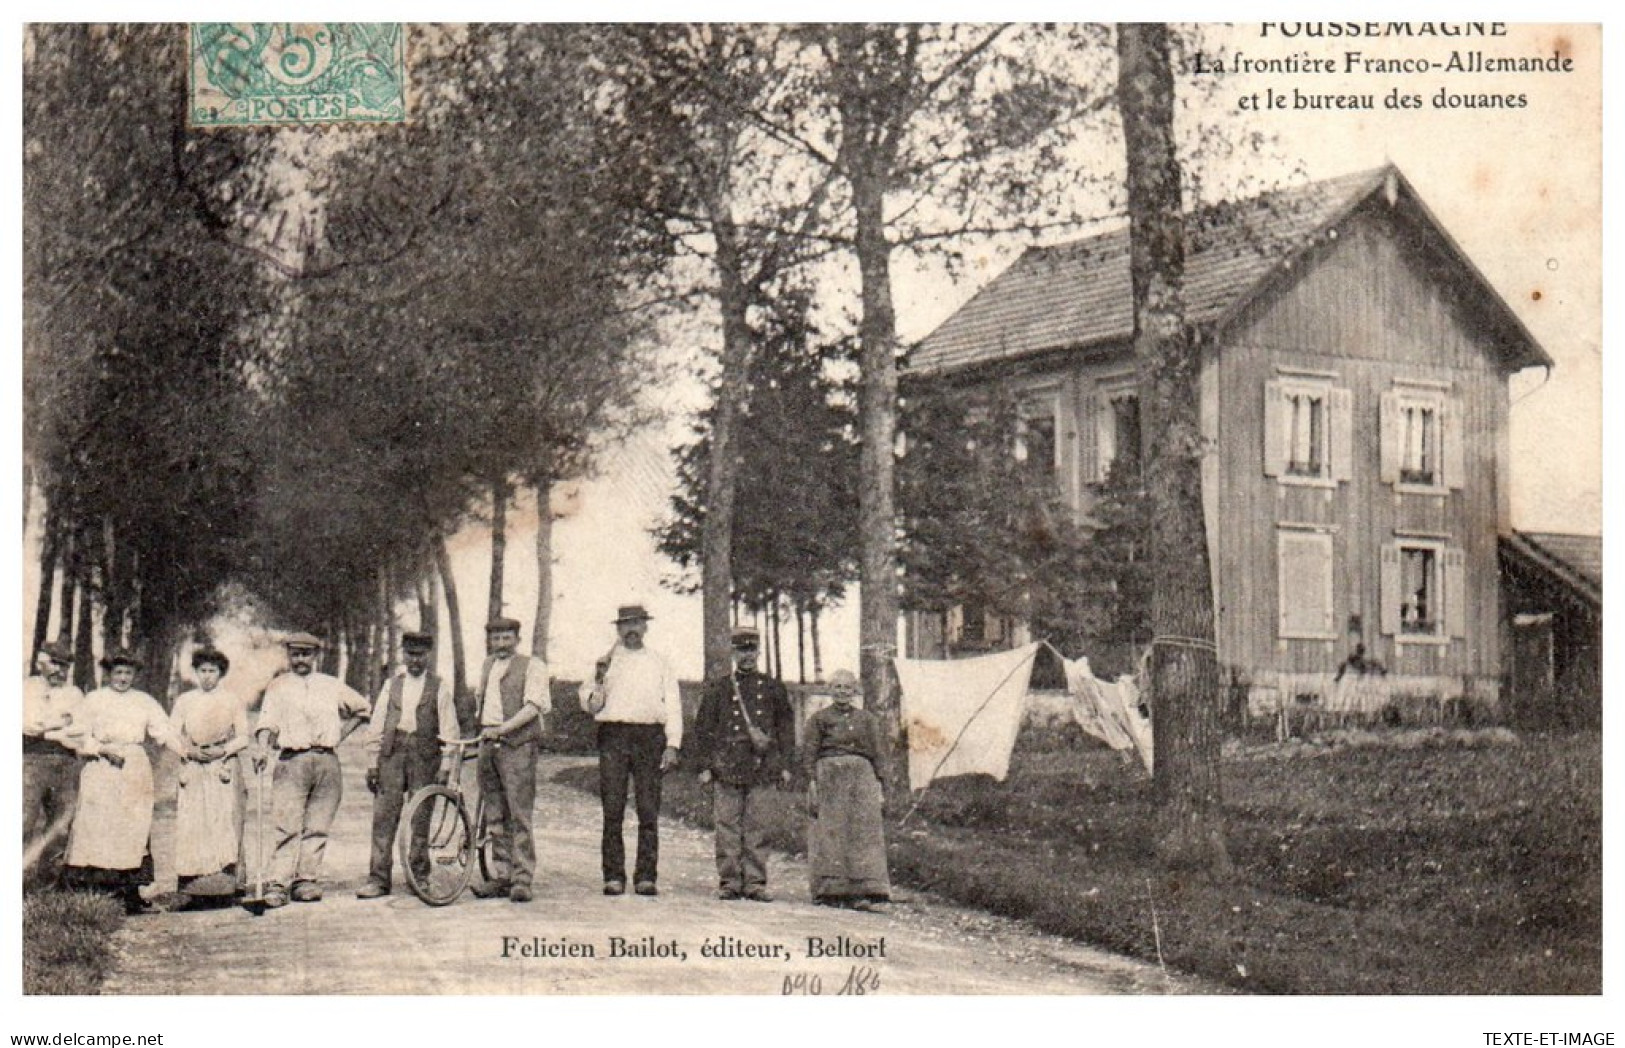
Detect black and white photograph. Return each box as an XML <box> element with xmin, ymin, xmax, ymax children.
<box><xmin>10</xmin><ymin>16</ymin><xmax>1607</xmax><ymax>1038</ymax></box>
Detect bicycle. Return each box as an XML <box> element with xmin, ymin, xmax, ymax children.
<box><xmin>396</xmin><ymin>736</ymin><xmax>499</xmax><ymax>906</ymax></box>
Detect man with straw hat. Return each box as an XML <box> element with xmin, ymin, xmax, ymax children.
<box><xmin>579</xmin><ymin>604</ymin><xmax>682</xmax><ymax>897</ymax></box>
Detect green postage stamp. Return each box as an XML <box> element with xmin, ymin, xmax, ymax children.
<box><xmin>189</xmin><ymin>23</ymin><xmax>406</xmax><ymax>127</ymax></box>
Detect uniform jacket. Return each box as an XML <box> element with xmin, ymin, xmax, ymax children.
<box><xmin>689</xmin><ymin>669</ymin><xmax>795</xmax><ymax>786</ymax></box>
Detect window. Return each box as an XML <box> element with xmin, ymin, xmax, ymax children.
<box><xmin>1264</xmin><ymin>377</ymin><xmax>1351</xmax><ymax>484</ymax></box>
<box><xmin>1277</xmin><ymin>529</ymin><xmax>1336</xmax><ymax>640</ymax></box>
<box><xmin>1381</xmin><ymin>385</ymin><xmax>1462</xmax><ymax>492</ymax></box>
<box><xmin>951</xmin><ymin>600</ymin><xmax>1013</xmax><ymax>652</ymax></box>
<box><xmin>1285</xmin><ymin>389</ymin><xmax>1326</xmax><ymax>477</ymax></box>
<box><xmin>1109</xmin><ymin>393</ymin><xmax>1141</xmax><ymax>475</ymax></box>
<box><xmin>1399</xmin><ymin>545</ymin><xmax>1438</xmax><ymax>635</ymax></box>
<box><xmin>1016</xmin><ymin>402</ymin><xmax>1058</xmax><ymax>484</ymax></box>
<box><xmin>1088</xmin><ymin>377</ymin><xmax>1140</xmax><ymax>483</ymax></box>
<box><xmin>1381</xmin><ymin>540</ymin><xmax>1466</xmax><ymax>642</ymax></box>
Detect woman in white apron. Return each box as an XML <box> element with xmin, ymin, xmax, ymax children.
<box><xmin>169</xmin><ymin>647</ymin><xmax>249</xmax><ymax>902</ymax></box>
<box><xmin>64</xmin><ymin>649</ymin><xmax>183</xmax><ymax>914</ymax></box>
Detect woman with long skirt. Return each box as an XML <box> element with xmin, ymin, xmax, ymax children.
<box><xmin>64</xmin><ymin>650</ymin><xmax>184</xmax><ymax>914</ymax></box>
<box><xmin>170</xmin><ymin>647</ymin><xmax>249</xmax><ymax>902</ymax></box>
<box><xmin>804</xmin><ymin>670</ymin><xmax>891</xmax><ymax>911</ymax></box>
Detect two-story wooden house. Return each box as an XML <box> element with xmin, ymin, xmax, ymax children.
<box><xmin>904</xmin><ymin>165</ymin><xmax>1552</xmax><ymax>718</ymax></box>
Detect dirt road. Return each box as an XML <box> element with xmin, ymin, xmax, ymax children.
<box><xmin>104</xmin><ymin>748</ymin><xmax>1208</xmax><ymax>994</ymax></box>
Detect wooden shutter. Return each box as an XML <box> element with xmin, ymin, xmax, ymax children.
<box><xmin>1330</xmin><ymin>387</ymin><xmax>1354</xmax><ymax>482</ymax></box>
<box><xmin>1094</xmin><ymin>392</ymin><xmax>1116</xmax><ymax>482</ymax></box>
<box><xmin>1278</xmin><ymin>531</ymin><xmax>1333</xmax><ymax>638</ymax></box>
<box><xmin>1379</xmin><ymin>391</ymin><xmax>1402</xmax><ymax>485</ymax></box>
<box><xmin>1444</xmin><ymin>546</ymin><xmax>1467</xmax><ymax>638</ymax></box>
<box><xmin>947</xmin><ymin>605</ymin><xmax>964</xmax><ymax>645</ymax></box>
<box><xmin>1379</xmin><ymin>542</ymin><xmax>1402</xmax><ymax>636</ymax></box>
<box><xmin>1263</xmin><ymin>380</ymin><xmax>1286</xmax><ymax>477</ymax></box>
<box><xmin>1080</xmin><ymin>390</ymin><xmax>1100</xmax><ymax>484</ymax></box>
<box><xmin>1442</xmin><ymin>398</ymin><xmax>1467</xmax><ymax>490</ymax></box>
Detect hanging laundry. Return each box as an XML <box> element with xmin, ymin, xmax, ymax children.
<box><xmin>1061</xmin><ymin>654</ymin><xmax>1153</xmax><ymax>773</ymax></box>
<box><xmin>895</xmin><ymin>643</ymin><xmax>1039</xmax><ymax>791</ymax></box>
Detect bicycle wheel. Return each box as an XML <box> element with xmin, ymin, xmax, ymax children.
<box><xmin>397</xmin><ymin>785</ymin><xmax>474</xmax><ymax>906</ymax></box>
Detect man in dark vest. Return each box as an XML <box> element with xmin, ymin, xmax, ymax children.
<box><xmin>471</xmin><ymin>617</ymin><xmax>551</xmax><ymax>903</ymax></box>
<box><xmin>690</xmin><ymin>627</ymin><xmax>796</xmax><ymax>901</ymax></box>
<box><xmin>358</xmin><ymin>631</ymin><xmax>467</xmax><ymax>899</ymax></box>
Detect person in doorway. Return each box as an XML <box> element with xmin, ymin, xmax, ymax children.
<box><xmin>170</xmin><ymin>647</ymin><xmax>250</xmax><ymax>903</ymax></box>
<box><xmin>63</xmin><ymin>650</ymin><xmax>184</xmax><ymax>914</ymax></box>
<box><xmin>470</xmin><ymin>617</ymin><xmax>549</xmax><ymax>904</ymax></box>
<box><xmin>804</xmin><ymin>669</ymin><xmax>891</xmax><ymax>910</ymax></box>
<box><xmin>252</xmin><ymin>632</ymin><xmax>371</xmax><ymax>908</ymax></box>
<box><xmin>579</xmin><ymin>605</ymin><xmax>682</xmax><ymax>897</ymax></box>
<box><xmin>689</xmin><ymin>627</ymin><xmax>795</xmax><ymax>901</ymax></box>
<box><xmin>358</xmin><ymin>631</ymin><xmax>467</xmax><ymax>899</ymax></box>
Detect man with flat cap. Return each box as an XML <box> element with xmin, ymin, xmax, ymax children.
<box><xmin>357</xmin><ymin>631</ymin><xmax>470</xmax><ymax>899</ymax></box>
<box><xmin>690</xmin><ymin>627</ymin><xmax>796</xmax><ymax>901</ymax></box>
<box><xmin>579</xmin><ymin>604</ymin><xmax>682</xmax><ymax>896</ymax></box>
<box><xmin>471</xmin><ymin>616</ymin><xmax>550</xmax><ymax>903</ymax></box>
<box><xmin>252</xmin><ymin>632</ymin><xmax>370</xmax><ymax>908</ymax></box>
<box><xmin>23</xmin><ymin>642</ymin><xmax>84</xmax><ymax>880</ymax></box>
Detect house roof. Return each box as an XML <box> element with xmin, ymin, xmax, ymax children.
<box><xmin>1501</xmin><ymin>530</ymin><xmax>1601</xmax><ymax>610</ymax></box>
<box><xmin>908</xmin><ymin>164</ymin><xmax>1553</xmax><ymax>377</ymax></box>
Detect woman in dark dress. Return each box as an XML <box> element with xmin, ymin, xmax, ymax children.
<box><xmin>804</xmin><ymin>670</ymin><xmax>890</xmax><ymax>911</ymax></box>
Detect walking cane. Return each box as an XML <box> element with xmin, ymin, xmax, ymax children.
<box><xmin>241</xmin><ymin>760</ymin><xmax>270</xmax><ymax>916</ymax></box>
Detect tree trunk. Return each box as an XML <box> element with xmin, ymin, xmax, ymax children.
<box><xmin>72</xmin><ymin>543</ymin><xmax>96</xmax><ymax>693</ymax></box>
<box><xmin>436</xmin><ymin>538</ymin><xmax>468</xmax><ymax>703</ymax></box>
<box><xmin>851</xmin><ymin>166</ymin><xmax>905</xmax><ymax>791</ymax></box>
<box><xmin>381</xmin><ymin>568</ymin><xmax>399</xmax><ymax>682</ymax></box>
<box><xmin>488</xmin><ymin>475</ymin><xmax>510</xmax><ymax>623</ymax></box>
<box><xmin>795</xmin><ymin>602</ymin><xmax>807</xmax><ymax>684</ymax></box>
<box><xmin>702</xmin><ymin>210</ymin><xmax>753</xmax><ymax>683</ymax></box>
<box><xmin>139</xmin><ymin>621</ymin><xmax>179</xmax><ymax>708</ymax></box>
<box><xmin>101</xmin><ymin>519</ymin><xmax>128</xmax><ymax>657</ymax></box>
<box><xmin>768</xmin><ymin>596</ymin><xmax>783</xmax><ymax>681</ymax></box>
<box><xmin>31</xmin><ymin>509</ymin><xmax>59</xmax><ymax>670</ymax></box>
<box><xmin>321</xmin><ymin>619</ymin><xmax>340</xmax><ymax>677</ymax></box>
<box><xmin>533</xmin><ymin>480</ymin><xmax>554</xmax><ymax>661</ymax></box>
<box><xmin>417</xmin><ymin>566</ymin><xmax>436</xmax><ymax>634</ymax></box>
<box><xmin>810</xmin><ymin>605</ymin><xmax>824</xmax><ymax>682</ymax></box>
<box><xmin>56</xmin><ymin>529</ymin><xmax>76</xmax><ymax>649</ymax></box>
<box><xmin>1117</xmin><ymin>22</ymin><xmax>1229</xmax><ymax>875</ymax></box>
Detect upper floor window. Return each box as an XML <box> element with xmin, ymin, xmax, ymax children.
<box><xmin>1087</xmin><ymin>376</ymin><xmax>1140</xmax><ymax>484</ymax></box>
<box><xmin>1381</xmin><ymin>385</ymin><xmax>1461</xmax><ymax>492</ymax></box>
<box><xmin>1264</xmin><ymin>376</ymin><xmax>1351</xmax><ymax>485</ymax></box>
<box><xmin>1015</xmin><ymin>395</ymin><xmax>1060</xmax><ymax>485</ymax></box>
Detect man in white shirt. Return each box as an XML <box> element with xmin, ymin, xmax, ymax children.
<box><xmin>471</xmin><ymin>616</ymin><xmax>550</xmax><ymax>904</ymax></box>
<box><xmin>358</xmin><ymin>631</ymin><xmax>468</xmax><ymax>899</ymax></box>
<box><xmin>252</xmin><ymin>632</ymin><xmax>371</xmax><ymax>908</ymax></box>
<box><xmin>579</xmin><ymin>605</ymin><xmax>682</xmax><ymax>896</ymax></box>
<box><xmin>23</xmin><ymin>642</ymin><xmax>83</xmax><ymax>882</ymax></box>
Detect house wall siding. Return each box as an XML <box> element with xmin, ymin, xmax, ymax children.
<box><xmin>1216</xmin><ymin>208</ymin><xmax>1508</xmax><ymax>688</ymax></box>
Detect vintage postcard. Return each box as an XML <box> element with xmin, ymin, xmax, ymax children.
<box><xmin>13</xmin><ymin>19</ymin><xmax>1605</xmax><ymax>1042</ymax></box>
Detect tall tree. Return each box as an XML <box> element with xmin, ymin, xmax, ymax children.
<box><xmin>1117</xmin><ymin>23</ymin><xmax>1228</xmax><ymax>873</ymax></box>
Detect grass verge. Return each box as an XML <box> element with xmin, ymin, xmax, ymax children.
<box><xmin>554</xmin><ymin>729</ymin><xmax>1599</xmax><ymax>994</ymax></box>
<box><xmin>23</xmin><ymin>889</ymin><xmax>125</xmax><ymax>995</ymax></box>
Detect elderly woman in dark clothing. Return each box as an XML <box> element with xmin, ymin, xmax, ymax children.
<box><xmin>804</xmin><ymin>670</ymin><xmax>890</xmax><ymax>911</ymax></box>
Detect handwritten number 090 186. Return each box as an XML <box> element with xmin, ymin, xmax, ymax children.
<box><xmin>782</xmin><ymin>966</ymin><xmax>881</xmax><ymax>995</ymax></box>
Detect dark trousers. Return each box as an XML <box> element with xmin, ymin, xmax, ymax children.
<box><xmin>478</xmin><ymin>739</ymin><xmax>538</xmax><ymax>889</ymax></box>
<box><xmin>713</xmin><ymin>782</ymin><xmax>770</xmax><ymax>892</ymax></box>
<box><xmin>367</xmin><ymin>735</ymin><xmax>440</xmax><ymax>889</ymax></box>
<box><xmin>597</xmin><ymin>723</ymin><xmax>665</xmax><ymax>885</ymax></box>
<box><xmin>23</xmin><ymin>749</ymin><xmax>79</xmax><ymax>884</ymax></box>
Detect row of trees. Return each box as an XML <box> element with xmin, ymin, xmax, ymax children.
<box><xmin>25</xmin><ymin>24</ymin><xmax>1229</xmax><ymax>871</ymax></box>
<box><xmin>650</xmin><ymin>24</ymin><xmax>1227</xmax><ymax>867</ymax></box>
<box><xmin>24</xmin><ymin>26</ymin><xmax>671</xmax><ymax>701</ymax></box>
